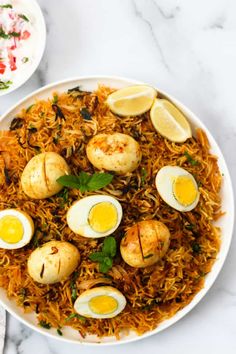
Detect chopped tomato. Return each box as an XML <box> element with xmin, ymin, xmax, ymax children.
<box><xmin>21</xmin><ymin>30</ymin><xmax>31</xmax><ymax>40</ymax></box>
<box><xmin>0</xmin><ymin>62</ymin><xmax>6</xmax><ymax>74</ymax></box>
<box><xmin>8</xmin><ymin>51</ymin><xmax>17</xmax><ymax>71</ymax></box>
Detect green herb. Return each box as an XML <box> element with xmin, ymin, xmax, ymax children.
<box><xmin>57</xmin><ymin>188</ymin><xmax>69</xmax><ymax>207</ymax></box>
<box><xmin>222</xmin><ymin>173</ymin><xmax>224</xmax><ymax>176</ymax></box>
<box><xmin>89</xmin><ymin>236</ymin><xmax>117</xmax><ymax>273</ymax></box>
<box><xmin>80</xmin><ymin>107</ymin><xmax>92</xmax><ymax>120</ymax></box>
<box><xmin>186</xmin><ymin>223</ymin><xmax>195</xmax><ymax>230</ymax></box>
<box><xmin>52</xmin><ymin>94</ymin><xmax>58</xmax><ymax>104</ymax></box>
<box><xmin>65</xmin><ymin>313</ymin><xmax>86</xmax><ymax>323</ymax></box>
<box><xmin>57</xmin><ymin>328</ymin><xmax>63</xmax><ymax>336</ymax></box>
<box><xmin>22</xmin><ymin>57</ymin><xmax>29</xmax><ymax>63</ymax></box>
<box><xmin>192</xmin><ymin>242</ymin><xmax>201</xmax><ymax>254</ymax></box>
<box><xmin>184</xmin><ymin>151</ymin><xmax>199</xmax><ymax>166</ymax></box>
<box><xmin>0</xmin><ymin>28</ymin><xmax>9</xmax><ymax>39</ymax></box>
<box><xmin>57</xmin><ymin>172</ymin><xmax>113</xmax><ymax>192</ymax></box>
<box><xmin>39</xmin><ymin>320</ymin><xmax>51</xmax><ymax>329</ymax></box>
<box><xmin>26</xmin><ymin>104</ymin><xmax>34</xmax><ymax>113</ymax></box>
<box><xmin>0</xmin><ymin>4</ymin><xmax>12</xmax><ymax>8</ymax></box>
<box><xmin>19</xmin><ymin>288</ymin><xmax>27</xmax><ymax>301</ymax></box>
<box><xmin>70</xmin><ymin>271</ymin><xmax>78</xmax><ymax>302</ymax></box>
<box><xmin>141</xmin><ymin>167</ymin><xmax>147</xmax><ymax>185</ymax></box>
<box><xmin>144</xmin><ymin>253</ymin><xmax>154</xmax><ymax>259</ymax></box>
<box><xmin>19</xmin><ymin>14</ymin><xmax>29</xmax><ymax>22</ymax></box>
<box><xmin>10</xmin><ymin>31</ymin><xmax>20</xmax><ymax>37</ymax></box>
<box><xmin>0</xmin><ymin>80</ymin><xmax>12</xmax><ymax>90</ymax></box>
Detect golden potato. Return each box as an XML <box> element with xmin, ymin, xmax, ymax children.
<box><xmin>86</xmin><ymin>133</ymin><xmax>142</xmax><ymax>175</ymax></box>
<box><xmin>120</xmin><ymin>220</ymin><xmax>170</xmax><ymax>268</ymax></box>
<box><xmin>27</xmin><ymin>241</ymin><xmax>80</xmax><ymax>284</ymax></box>
<box><xmin>21</xmin><ymin>152</ymin><xmax>70</xmax><ymax>199</ymax></box>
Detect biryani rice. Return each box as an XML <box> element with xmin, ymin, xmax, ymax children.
<box><xmin>0</xmin><ymin>85</ymin><xmax>222</xmax><ymax>338</ymax></box>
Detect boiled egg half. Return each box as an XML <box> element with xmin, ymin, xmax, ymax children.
<box><xmin>0</xmin><ymin>209</ymin><xmax>34</xmax><ymax>249</ymax></box>
<box><xmin>67</xmin><ymin>195</ymin><xmax>122</xmax><ymax>238</ymax></box>
<box><xmin>74</xmin><ymin>286</ymin><xmax>126</xmax><ymax>319</ymax></box>
<box><xmin>155</xmin><ymin>166</ymin><xmax>199</xmax><ymax>212</ymax></box>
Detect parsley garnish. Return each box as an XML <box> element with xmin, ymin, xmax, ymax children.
<box><xmin>19</xmin><ymin>14</ymin><xmax>29</xmax><ymax>22</ymax></box>
<box><xmin>184</xmin><ymin>151</ymin><xmax>199</xmax><ymax>166</ymax></box>
<box><xmin>10</xmin><ymin>31</ymin><xmax>20</xmax><ymax>37</ymax></box>
<box><xmin>0</xmin><ymin>4</ymin><xmax>12</xmax><ymax>8</ymax></box>
<box><xmin>0</xmin><ymin>80</ymin><xmax>12</xmax><ymax>90</ymax></box>
<box><xmin>22</xmin><ymin>57</ymin><xmax>29</xmax><ymax>63</ymax></box>
<box><xmin>57</xmin><ymin>172</ymin><xmax>113</xmax><ymax>192</ymax></box>
<box><xmin>89</xmin><ymin>236</ymin><xmax>117</xmax><ymax>273</ymax></box>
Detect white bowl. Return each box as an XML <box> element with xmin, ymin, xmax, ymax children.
<box><xmin>0</xmin><ymin>76</ymin><xmax>234</xmax><ymax>345</ymax></box>
<box><xmin>0</xmin><ymin>0</ymin><xmax>46</xmax><ymax>96</ymax></box>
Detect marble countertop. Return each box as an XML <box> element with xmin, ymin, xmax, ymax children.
<box><xmin>0</xmin><ymin>0</ymin><xmax>236</xmax><ymax>353</ymax></box>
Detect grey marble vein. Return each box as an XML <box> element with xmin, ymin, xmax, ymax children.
<box><xmin>132</xmin><ymin>0</ymin><xmax>171</xmax><ymax>72</ymax></box>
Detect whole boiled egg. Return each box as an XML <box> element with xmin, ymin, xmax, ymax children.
<box><xmin>74</xmin><ymin>286</ymin><xmax>126</xmax><ymax>319</ymax></box>
<box><xmin>27</xmin><ymin>240</ymin><xmax>80</xmax><ymax>284</ymax></box>
<box><xmin>0</xmin><ymin>209</ymin><xmax>34</xmax><ymax>249</ymax></box>
<box><xmin>155</xmin><ymin>166</ymin><xmax>199</xmax><ymax>212</ymax></box>
<box><xmin>120</xmin><ymin>220</ymin><xmax>170</xmax><ymax>268</ymax></box>
<box><xmin>86</xmin><ymin>133</ymin><xmax>142</xmax><ymax>175</ymax></box>
<box><xmin>67</xmin><ymin>195</ymin><xmax>122</xmax><ymax>238</ymax></box>
<box><xmin>21</xmin><ymin>152</ymin><xmax>70</xmax><ymax>199</ymax></box>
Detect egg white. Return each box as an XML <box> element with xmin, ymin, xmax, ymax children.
<box><xmin>155</xmin><ymin>166</ymin><xmax>199</xmax><ymax>212</ymax></box>
<box><xmin>74</xmin><ymin>286</ymin><xmax>127</xmax><ymax>319</ymax></box>
<box><xmin>0</xmin><ymin>209</ymin><xmax>34</xmax><ymax>249</ymax></box>
<box><xmin>66</xmin><ymin>195</ymin><xmax>123</xmax><ymax>238</ymax></box>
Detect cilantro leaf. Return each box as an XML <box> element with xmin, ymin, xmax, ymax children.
<box><xmin>57</xmin><ymin>172</ymin><xmax>113</xmax><ymax>192</ymax></box>
<box><xmin>184</xmin><ymin>151</ymin><xmax>199</xmax><ymax>166</ymax></box>
<box><xmin>0</xmin><ymin>4</ymin><xmax>12</xmax><ymax>8</ymax></box>
<box><xmin>19</xmin><ymin>14</ymin><xmax>29</xmax><ymax>22</ymax></box>
<box><xmin>0</xmin><ymin>80</ymin><xmax>12</xmax><ymax>90</ymax></box>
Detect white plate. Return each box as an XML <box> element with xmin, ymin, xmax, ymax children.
<box><xmin>0</xmin><ymin>0</ymin><xmax>46</xmax><ymax>96</ymax></box>
<box><xmin>0</xmin><ymin>76</ymin><xmax>234</xmax><ymax>345</ymax></box>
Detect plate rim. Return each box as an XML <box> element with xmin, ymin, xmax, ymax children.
<box><xmin>0</xmin><ymin>75</ymin><xmax>234</xmax><ymax>346</ymax></box>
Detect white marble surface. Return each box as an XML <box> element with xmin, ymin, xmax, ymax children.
<box><xmin>0</xmin><ymin>0</ymin><xmax>236</xmax><ymax>353</ymax></box>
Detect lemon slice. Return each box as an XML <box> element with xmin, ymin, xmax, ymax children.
<box><xmin>107</xmin><ymin>85</ymin><xmax>157</xmax><ymax>116</ymax></box>
<box><xmin>150</xmin><ymin>98</ymin><xmax>192</xmax><ymax>142</ymax></box>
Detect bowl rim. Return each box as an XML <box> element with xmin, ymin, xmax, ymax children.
<box><xmin>0</xmin><ymin>0</ymin><xmax>46</xmax><ymax>97</ymax></box>
<box><xmin>0</xmin><ymin>75</ymin><xmax>234</xmax><ymax>346</ymax></box>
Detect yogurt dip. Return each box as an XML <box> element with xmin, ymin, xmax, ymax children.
<box><xmin>0</xmin><ymin>0</ymin><xmax>45</xmax><ymax>93</ymax></box>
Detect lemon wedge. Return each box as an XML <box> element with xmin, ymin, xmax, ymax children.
<box><xmin>107</xmin><ymin>85</ymin><xmax>157</xmax><ymax>116</ymax></box>
<box><xmin>150</xmin><ymin>99</ymin><xmax>192</xmax><ymax>142</ymax></box>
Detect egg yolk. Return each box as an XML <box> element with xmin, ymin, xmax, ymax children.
<box><xmin>89</xmin><ymin>295</ymin><xmax>118</xmax><ymax>315</ymax></box>
<box><xmin>0</xmin><ymin>215</ymin><xmax>24</xmax><ymax>244</ymax></box>
<box><xmin>88</xmin><ymin>202</ymin><xmax>117</xmax><ymax>233</ymax></box>
<box><xmin>173</xmin><ymin>175</ymin><xmax>198</xmax><ymax>206</ymax></box>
